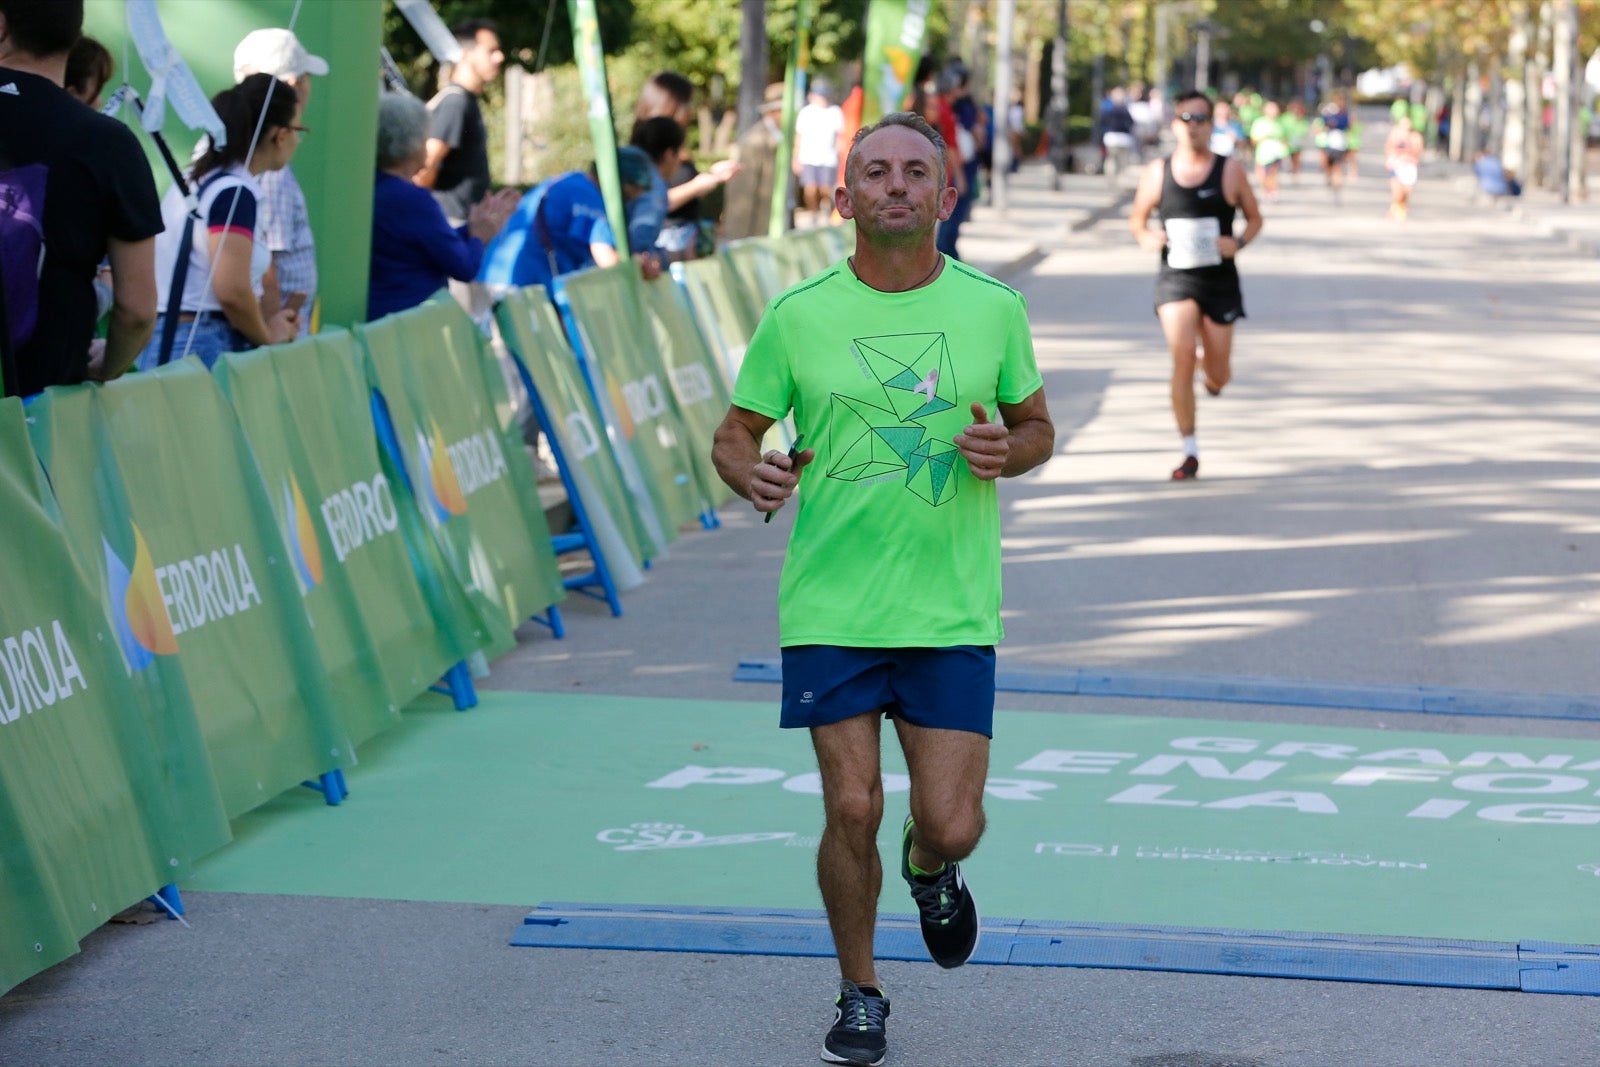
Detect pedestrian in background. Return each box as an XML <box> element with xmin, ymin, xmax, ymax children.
<box><xmin>793</xmin><ymin>79</ymin><xmax>845</xmax><ymax>228</ymax></box>
<box><xmin>633</xmin><ymin>70</ymin><xmax>741</xmax><ymax>260</ymax></box>
<box><xmin>711</xmin><ymin>111</ymin><xmax>1054</xmax><ymax>1067</ymax></box>
<box><xmin>415</xmin><ymin>19</ymin><xmax>502</xmax><ymax>225</ymax></box>
<box><xmin>368</xmin><ymin>92</ymin><xmax>515</xmax><ymax>321</ymax></box>
<box><xmin>137</xmin><ymin>75</ymin><xmax>304</xmax><ymax>369</ymax></box>
<box><xmin>1128</xmin><ymin>87</ymin><xmax>1263</xmax><ymax>481</ymax></box>
<box><xmin>0</xmin><ymin>0</ymin><xmax>160</xmax><ymax>397</ymax></box>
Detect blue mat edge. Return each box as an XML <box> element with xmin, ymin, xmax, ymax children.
<box><xmin>732</xmin><ymin>661</ymin><xmax>1600</xmax><ymax>722</ymax></box>
<box><xmin>512</xmin><ymin>903</ymin><xmax>1600</xmax><ymax>996</ymax></box>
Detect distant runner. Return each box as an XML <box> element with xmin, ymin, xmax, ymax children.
<box><xmin>1128</xmin><ymin>88</ymin><xmax>1263</xmax><ymax>481</ymax></box>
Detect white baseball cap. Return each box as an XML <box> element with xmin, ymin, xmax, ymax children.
<box><xmin>233</xmin><ymin>28</ymin><xmax>329</xmax><ymax>82</ymax></box>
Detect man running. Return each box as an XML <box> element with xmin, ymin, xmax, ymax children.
<box><xmin>1128</xmin><ymin>88</ymin><xmax>1263</xmax><ymax>480</ymax></box>
<box><xmin>711</xmin><ymin>112</ymin><xmax>1054</xmax><ymax>1067</ymax></box>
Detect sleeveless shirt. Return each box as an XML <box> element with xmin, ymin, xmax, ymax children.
<box><xmin>1157</xmin><ymin>154</ymin><xmax>1235</xmax><ymax>275</ymax></box>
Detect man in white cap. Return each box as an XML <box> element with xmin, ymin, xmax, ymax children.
<box><xmin>233</xmin><ymin>27</ymin><xmax>327</xmax><ymax>336</ymax></box>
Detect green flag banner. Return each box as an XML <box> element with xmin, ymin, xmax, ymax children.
<box><xmin>28</xmin><ymin>364</ymin><xmax>353</xmax><ymax>820</ymax></box>
<box><xmin>215</xmin><ymin>331</ymin><xmax>463</xmax><ymax>746</ymax></box>
<box><xmin>496</xmin><ymin>289</ymin><xmax>653</xmax><ymax>579</ymax></box>
<box><xmin>861</xmin><ymin>0</ymin><xmax>932</xmax><ymax>123</ymax></box>
<box><xmin>569</xmin><ymin>0</ymin><xmax>629</xmax><ymax>258</ymax></box>
<box><xmin>358</xmin><ymin>298</ymin><xmax>566</xmax><ymax>650</ymax></box>
<box><xmin>771</xmin><ymin>0</ymin><xmax>814</xmax><ymax>238</ymax></box>
<box><xmin>636</xmin><ymin>278</ymin><xmax>736</xmax><ymax>509</ymax></box>
<box><xmin>0</xmin><ymin>397</ymin><xmax>228</xmax><ymax>995</ymax></box>
<box><xmin>560</xmin><ymin>267</ymin><xmax>707</xmax><ymax>533</ymax></box>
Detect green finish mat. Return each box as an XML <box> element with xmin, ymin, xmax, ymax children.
<box><xmin>190</xmin><ymin>691</ymin><xmax>1600</xmax><ymax>945</ymax></box>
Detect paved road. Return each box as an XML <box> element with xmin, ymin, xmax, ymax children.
<box><xmin>5</xmin><ymin>153</ymin><xmax>1599</xmax><ymax>1066</ymax></box>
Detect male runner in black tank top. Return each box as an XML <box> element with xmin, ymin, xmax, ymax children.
<box><xmin>1129</xmin><ymin>88</ymin><xmax>1263</xmax><ymax>480</ymax></box>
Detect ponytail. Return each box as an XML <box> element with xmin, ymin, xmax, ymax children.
<box><xmin>192</xmin><ymin>73</ymin><xmax>299</xmax><ymax>182</ymax></box>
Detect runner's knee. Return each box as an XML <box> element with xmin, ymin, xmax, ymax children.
<box><xmin>824</xmin><ymin>779</ymin><xmax>884</xmax><ymax>834</ymax></box>
<box><xmin>914</xmin><ymin>808</ymin><xmax>985</xmax><ymax>862</ymax></box>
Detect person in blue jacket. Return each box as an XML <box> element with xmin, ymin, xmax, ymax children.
<box><xmin>478</xmin><ymin>145</ymin><xmax>662</xmax><ymax>293</ymax></box>
<box><xmin>367</xmin><ymin>92</ymin><xmax>518</xmax><ymax>320</ymax></box>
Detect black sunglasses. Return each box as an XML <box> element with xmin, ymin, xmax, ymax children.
<box><xmin>1176</xmin><ymin>111</ymin><xmax>1211</xmax><ymax>125</ymax></box>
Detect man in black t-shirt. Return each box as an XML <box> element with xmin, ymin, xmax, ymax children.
<box><xmin>0</xmin><ymin>0</ymin><xmax>162</xmax><ymax>398</ymax></box>
<box><xmin>415</xmin><ymin>19</ymin><xmax>503</xmax><ymax>224</ymax></box>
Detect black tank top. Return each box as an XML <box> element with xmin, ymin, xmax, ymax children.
<box><xmin>1158</xmin><ymin>155</ymin><xmax>1234</xmax><ymax>272</ymax></box>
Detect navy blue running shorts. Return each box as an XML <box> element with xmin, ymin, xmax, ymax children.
<box><xmin>779</xmin><ymin>645</ymin><xmax>997</xmax><ymax>737</ymax></box>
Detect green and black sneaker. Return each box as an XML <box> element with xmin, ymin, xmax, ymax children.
<box><xmin>900</xmin><ymin>814</ymin><xmax>979</xmax><ymax>969</ymax></box>
<box><xmin>821</xmin><ymin>980</ymin><xmax>889</xmax><ymax>1066</ymax></box>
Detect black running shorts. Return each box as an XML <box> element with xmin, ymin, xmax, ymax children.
<box><xmin>1153</xmin><ymin>263</ymin><xmax>1246</xmax><ymax>325</ymax></box>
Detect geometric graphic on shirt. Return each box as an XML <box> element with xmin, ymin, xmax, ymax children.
<box><xmin>826</xmin><ymin>333</ymin><xmax>962</xmax><ymax>507</ymax></box>
<box><xmin>102</xmin><ymin>523</ymin><xmax>179</xmax><ymax>671</ymax></box>
<box><xmin>282</xmin><ymin>474</ymin><xmax>324</xmax><ymax>592</ymax></box>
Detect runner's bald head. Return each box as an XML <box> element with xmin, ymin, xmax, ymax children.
<box><xmin>845</xmin><ymin>111</ymin><xmax>947</xmax><ymax>191</ymax></box>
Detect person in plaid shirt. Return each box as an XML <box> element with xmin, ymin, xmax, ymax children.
<box><xmin>232</xmin><ymin>29</ymin><xmax>325</xmax><ymax>336</ymax></box>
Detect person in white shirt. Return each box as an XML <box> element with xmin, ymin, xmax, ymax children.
<box><xmin>792</xmin><ymin>81</ymin><xmax>844</xmax><ymax>225</ymax></box>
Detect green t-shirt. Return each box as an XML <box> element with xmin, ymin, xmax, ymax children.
<box><xmin>1249</xmin><ymin>116</ymin><xmax>1288</xmax><ymax>163</ymax></box>
<box><xmin>732</xmin><ymin>256</ymin><xmax>1043</xmax><ymax>649</ymax></box>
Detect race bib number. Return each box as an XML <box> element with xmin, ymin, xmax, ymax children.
<box><xmin>1164</xmin><ymin>216</ymin><xmax>1222</xmax><ymax>270</ymax></box>
<box><xmin>1326</xmin><ymin>129</ymin><xmax>1348</xmax><ymax>150</ymax></box>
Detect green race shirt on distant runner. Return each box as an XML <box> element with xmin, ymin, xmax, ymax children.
<box><xmin>733</xmin><ymin>256</ymin><xmax>1043</xmax><ymax>648</ymax></box>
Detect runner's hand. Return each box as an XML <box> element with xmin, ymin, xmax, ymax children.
<box><xmin>750</xmin><ymin>446</ymin><xmax>814</xmax><ymax>515</ymax></box>
<box><xmin>955</xmin><ymin>402</ymin><xmax>1009</xmax><ymax>481</ymax></box>
<box><xmin>1219</xmin><ymin>235</ymin><xmax>1241</xmax><ymax>258</ymax></box>
<box><xmin>1139</xmin><ymin>230</ymin><xmax>1168</xmax><ymax>255</ymax></box>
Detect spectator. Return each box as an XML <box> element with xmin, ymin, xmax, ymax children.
<box><xmin>62</xmin><ymin>33</ymin><xmax>111</xmax><ymax>107</ymax></box>
<box><xmin>136</xmin><ymin>75</ymin><xmax>303</xmax><ymax>370</ymax></box>
<box><xmin>415</xmin><ymin>19</ymin><xmax>503</xmax><ymax>224</ymax></box>
<box><xmin>1473</xmin><ymin>150</ymin><xmax>1521</xmax><ymax>199</ymax></box>
<box><xmin>941</xmin><ymin>64</ymin><xmax>984</xmax><ymax>255</ymax></box>
<box><xmin>232</xmin><ymin>28</ymin><xmax>327</xmax><ymax>336</ymax></box>
<box><xmin>793</xmin><ymin>79</ymin><xmax>845</xmax><ymax>227</ymax></box>
<box><xmin>630</xmin><ymin>115</ymin><xmax>741</xmax><ymax>263</ymax></box>
<box><xmin>721</xmin><ymin>84</ymin><xmax>786</xmax><ymax>241</ymax></box>
<box><xmin>1101</xmin><ymin>85</ymin><xmax>1138</xmax><ymax>178</ymax></box>
<box><xmin>633</xmin><ymin>70</ymin><xmax>740</xmax><ymax>260</ymax></box>
<box><xmin>368</xmin><ymin>93</ymin><xmax>517</xmax><ymax>320</ymax></box>
<box><xmin>477</xmin><ymin>146</ymin><xmax>662</xmax><ymax>294</ymax></box>
<box><xmin>0</xmin><ymin>0</ymin><xmax>161</xmax><ymax>398</ymax></box>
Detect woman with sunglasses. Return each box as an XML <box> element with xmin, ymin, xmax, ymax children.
<box><xmin>1127</xmin><ymin>88</ymin><xmax>1263</xmax><ymax>481</ymax></box>
<box><xmin>138</xmin><ymin>74</ymin><xmax>304</xmax><ymax>369</ymax></box>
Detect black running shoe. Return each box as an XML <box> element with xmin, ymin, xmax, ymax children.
<box><xmin>1171</xmin><ymin>455</ymin><xmax>1200</xmax><ymax>480</ymax></box>
<box><xmin>900</xmin><ymin>814</ymin><xmax>979</xmax><ymax>969</ymax></box>
<box><xmin>822</xmin><ymin>980</ymin><xmax>889</xmax><ymax>1066</ymax></box>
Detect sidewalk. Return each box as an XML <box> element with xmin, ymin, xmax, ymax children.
<box><xmin>1439</xmin><ymin>152</ymin><xmax>1600</xmax><ymax>258</ymax></box>
<box><xmin>955</xmin><ymin>161</ymin><xmax>1135</xmax><ymax>280</ymax></box>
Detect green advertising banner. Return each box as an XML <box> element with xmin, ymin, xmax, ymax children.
<box><xmin>0</xmin><ymin>398</ymin><xmax>228</xmax><ymax>995</ymax></box>
<box><xmin>560</xmin><ymin>268</ymin><xmax>707</xmax><ymax>533</ymax></box>
<box><xmin>569</xmin><ymin>0</ymin><xmax>629</xmax><ymax>258</ymax></box>
<box><xmin>673</xmin><ymin>258</ymin><xmax>761</xmax><ymax>389</ymax></box>
<box><xmin>861</xmin><ymin>0</ymin><xmax>933</xmax><ymax>123</ymax></box>
<box><xmin>215</xmin><ymin>331</ymin><xmax>463</xmax><ymax>746</ymax></box>
<box><xmin>787</xmin><ymin>227</ymin><xmax>839</xmax><ymax>278</ymax></box>
<box><xmin>358</xmin><ymin>299</ymin><xmax>566</xmax><ymax>650</ymax></box>
<box><xmin>496</xmin><ymin>289</ymin><xmax>652</xmax><ymax>580</ymax></box>
<box><xmin>636</xmin><ymin>278</ymin><xmax>735</xmax><ymax>510</ymax></box>
<box><xmin>84</xmin><ymin>0</ymin><xmax>382</xmax><ymax>330</ymax></box>
<box><xmin>720</xmin><ymin>238</ymin><xmax>786</xmax><ymax>306</ymax></box>
<box><xmin>28</xmin><ymin>364</ymin><xmax>352</xmax><ymax>820</ymax></box>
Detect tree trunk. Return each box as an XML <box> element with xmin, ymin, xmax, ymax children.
<box><xmin>1535</xmin><ymin>0</ymin><xmax>1553</xmax><ymax>188</ymax></box>
<box><xmin>1463</xmin><ymin>59</ymin><xmax>1483</xmax><ymax>160</ymax></box>
<box><xmin>1048</xmin><ymin>0</ymin><xmax>1070</xmax><ymax>188</ymax></box>
<box><xmin>1505</xmin><ymin>3</ymin><xmax>1529</xmax><ymax>176</ymax></box>
<box><xmin>991</xmin><ymin>0</ymin><xmax>1016</xmax><ymax>210</ymax></box>
<box><xmin>1552</xmin><ymin>0</ymin><xmax>1574</xmax><ymax>199</ymax></box>
<box><xmin>736</xmin><ymin>0</ymin><xmax>768</xmax><ymax>138</ymax></box>
<box><xmin>1449</xmin><ymin>65</ymin><xmax>1467</xmax><ymax>162</ymax></box>
<box><xmin>1486</xmin><ymin>57</ymin><xmax>1505</xmax><ymax>160</ymax></box>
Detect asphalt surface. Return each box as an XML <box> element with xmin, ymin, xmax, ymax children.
<box><xmin>5</xmin><ymin>126</ymin><xmax>1600</xmax><ymax>1066</ymax></box>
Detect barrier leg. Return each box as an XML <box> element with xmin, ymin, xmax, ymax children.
<box><xmin>300</xmin><ymin>770</ymin><xmax>347</xmax><ymax>806</ymax></box>
<box><xmin>428</xmin><ymin>660</ymin><xmax>478</xmax><ymax>710</ymax></box>
<box><xmin>506</xmin><ymin>340</ymin><xmax>625</xmax><ymax>618</ymax></box>
<box><xmin>531</xmin><ymin>604</ymin><xmax>566</xmax><ymax>639</ymax></box>
<box><xmin>149</xmin><ymin>883</ymin><xmax>185</xmax><ymax>920</ymax></box>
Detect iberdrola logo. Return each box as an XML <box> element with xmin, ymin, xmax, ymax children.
<box><xmin>604</xmin><ymin>366</ymin><xmax>635</xmax><ymax>440</ymax></box>
<box><xmin>415</xmin><ymin>418</ymin><xmax>467</xmax><ymax>523</ymax></box>
<box><xmin>102</xmin><ymin>524</ymin><xmax>178</xmax><ymax>671</ymax></box>
<box><xmin>282</xmin><ymin>474</ymin><xmax>324</xmax><ymax>592</ymax></box>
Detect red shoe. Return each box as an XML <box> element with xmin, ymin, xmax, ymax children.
<box><xmin>1171</xmin><ymin>455</ymin><xmax>1200</xmax><ymax>480</ymax></box>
